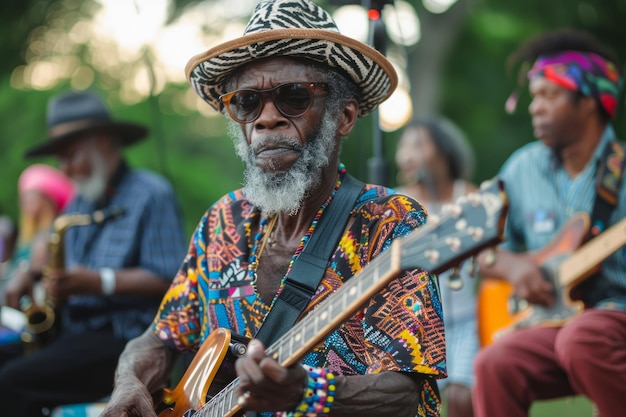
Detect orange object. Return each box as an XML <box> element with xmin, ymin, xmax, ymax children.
<box><xmin>477</xmin><ymin>278</ymin><xmax>519</xmax><ymax>347</ymax></box>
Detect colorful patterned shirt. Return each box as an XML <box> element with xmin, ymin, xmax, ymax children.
<box><xmin>153</xmin><ymin>172</ymin><xmax>446</xmax><ymax>416</ymax></box>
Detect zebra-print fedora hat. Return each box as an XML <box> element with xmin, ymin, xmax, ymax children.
<box><xmin>185</xmin><ymin>0</ymin><xmax>397</xmax><ymax>117</ymax></box>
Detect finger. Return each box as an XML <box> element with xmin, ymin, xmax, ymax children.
<box><xmin>235</xmin><ymin>356</ymin><xmax>262</xmax><ymax>395</ymax></box>
<box><xmin>236</xmin><ymin>354</ymin><xmax>265</xmax><ymax>387</ymax></box>
<box><xmin>530</xmin><ymin>279</ymin><xmax>554</xmax><ymax>305</ymax></box>
<box><xmin>44</xmin><ymin>281</ymin><xmax>58</xmax><ymax>300</ymax></box>
<box><xmin>235</xmin><ymin>339</ymin><xmax>268</xmax><ymax>385</ymax></box>
<box><xmin>258</xmin><ymin>355</ymin><xmax>289</xmax><ymax>383</ymax></box>
<box><xmin>538</xmin><ymin>288</ymin><xmax>555</xmax><ymax>307</ymax></box>
<box><xmin>6</xmin><ymin>294</ymin><xmax>20</xmax><ymax>309</ymax></box>
<box><xmin>515</xmin><ymin>284</ymin><xmax>529</xmax><ymax>302</ymax></box>
<box><xmin>237</xmin><ymin>389</ymin><xmax>252</xmax><ymax>407</ymax></box>
<box><xmin>246</xmin><ymin>339</ymin><xmax>266</xmax><ymax>360</ymax></box>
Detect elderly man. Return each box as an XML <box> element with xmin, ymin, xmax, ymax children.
<box><xmin>0</xmin><ymin>90</ymin><xmax>187</xmax><ymax>417</ymax></box>
<box><xmin>101</xmin><ymin>1</ymin><xmax>446</xmax><ymax>416</ymax></box>
<box><xmin>474</xmin><ymin>29</ymin><xmax>626</xmax><ymax>417</ymax></box>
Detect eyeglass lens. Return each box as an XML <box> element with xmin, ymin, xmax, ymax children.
<box><xmin>221</xmin><ymin>83</ymin><xmax>326</xmax><ymax>123</ymax></box>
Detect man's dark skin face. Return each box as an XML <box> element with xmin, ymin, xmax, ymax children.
<box><xmin>226</xmin><ymin>57</ymin><xmax>351</xmax><ymax>302</ymax></box>
<box><xmin>232</xmin><ymin>58</ymin><xmax>331</xmax><ymax>175</ymax></box>
<box><xmin>528</xmin><ymin>77</ymin><xmax>590</xmax><ymax>151</ymax></box>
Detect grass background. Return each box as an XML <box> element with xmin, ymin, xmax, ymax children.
<box><xmin>530</xmin><ymin>397</ymin><xmax>594</xmax><ymax>417</ymax></box>
<box><xmin>440</xmin><ymin>395</ymin><xmax>594</xmax><ymax>416</ymax></box>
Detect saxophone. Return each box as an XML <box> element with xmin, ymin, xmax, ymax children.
<box><xmin>21</xmin><ymin>207</ymin><xmax>124</xmax><ymax>353</ymax></box>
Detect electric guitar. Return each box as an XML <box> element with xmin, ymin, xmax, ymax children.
<box><xmin>154</xmin><ymin>179</ymin><xmax>508</xmax><ymax>417</ymax></box>
<box><xmin>478</xmin><ymin>211</ymin><xmax>626</xmax><ymax>346</ymax></box>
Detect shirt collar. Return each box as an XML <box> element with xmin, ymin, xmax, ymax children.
<box><xmin>545</xmin><ymin>123</ymin><xmax>617</xmax><ymax>174</ymax></box>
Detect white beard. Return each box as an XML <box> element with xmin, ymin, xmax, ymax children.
<box><xmin>228</xmin><ymin>112</ymin><xmax>339</xmax><ymax>215</ymax></box>
<box><xmin>73</xmin><ymin>151</ymin><xmax>108</xmax><ymax>203</ymax></box>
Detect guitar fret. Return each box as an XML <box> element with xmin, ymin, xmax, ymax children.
<box><xmin>266</xmin><ymin>243</ymin><xmax>411</xmax><ymax>368</ymax></box>
<box><xmin>298</xmin><ymin>322</ymin><xmax>307</xmax><ymax>347</ymax></box>
<box><xmin>225</xmin><ymin>388</ymin><xmax>232</xmax><ymax>416</ymax></box>
<box><xmin>156</xmin><ymin>180</ymin><xmax>506</xmax><ymax>417</ymax></box>
<box><xmin>308</xmin><ymin>304</ymin><xmax>322</xmax><ymax>336</ymax></box>
<box><xmin>559</xmin><ymin>216</ymin><xmax>626</xmax><ymax>287</ymax></box>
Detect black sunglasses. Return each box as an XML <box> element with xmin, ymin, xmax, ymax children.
<box><xmin>219</xmin><ymin>82</ymin><xmax>329</xmax><ymax>124</ymax></box>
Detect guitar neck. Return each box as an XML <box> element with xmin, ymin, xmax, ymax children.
<box><xmin>267</xmin><ymin>244</ymin><xmax>400</xmax><ymax>366</ymax></box>
<box><xmin>559</xmin><ymin>216</ymin><xmax>626</xmax><ymax>287</ymax></box>
<box><xmin>197</xmin><ymin>244</ymin><xmax>402</xmax><ymax>417</ymax></box>
<box><xmin>192</xmin><ymin>179</ymin><xmax>507</xmax><ymax>417</ymax></box>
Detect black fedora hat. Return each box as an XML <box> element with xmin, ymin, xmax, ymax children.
<box><xmin>25</xmin><ymin>90</ymin><xmax>148</xmax><ymax>158</ymax></box>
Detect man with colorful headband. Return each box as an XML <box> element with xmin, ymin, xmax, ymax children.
<box><xmin>101</xmin><ymin>1</ymin><xmax>446</xmax><ymax>417</ymax></box>
<box><xmin>474</xmin><ymin>29</ymin><xmax>626</xmax><ymax>417</ymax></box>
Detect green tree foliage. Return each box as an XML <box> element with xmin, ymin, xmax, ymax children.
<box><xmin>440</xmin><ymin>0</ymin><xmax>626</xmax><ymax>182</ymax></box>
<box><xmin>0</xmin><ymin>0</ymin><xmax>624</xmax><ymax>237</ymax></box>
<box><xmin>0</xmin><ymin>1</ymin><xmax>56</xmax><ymax>74</ymax></box>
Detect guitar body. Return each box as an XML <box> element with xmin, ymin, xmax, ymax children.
<box><xmin>154</xmin><ymin>328</ymin><xmax>246</xmax><ymax>417</ymax></box>
<box><xmin>478</xmin><ymin>212</ymin><xmax>590</xmax><ymax>345</ymax></box>
<box><xmin>152</xmin><ymin>180</ymin><xmax>509</xmax><ymax>417</ymax></box>
<box><xmin>477</xmin><ymin>278</ymin><xmax>520</xmax><ymax>347</ymax></box>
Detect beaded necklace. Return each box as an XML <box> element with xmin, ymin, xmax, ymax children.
<box><xmin>248</xmin><ymin>164</ymin><xmax>347</xmax><ymax>309</ymax></box>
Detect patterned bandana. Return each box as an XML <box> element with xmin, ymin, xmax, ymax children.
<box><xmin>527</xmin><ymin>50</ymin><xmax>622</xmax><ymax>118</ymax></box>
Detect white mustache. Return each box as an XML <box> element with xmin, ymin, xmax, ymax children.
<box><xmin>250</xmin><ymin>136</ymin><xmax>302</xmax><ymax>156</ymax></box>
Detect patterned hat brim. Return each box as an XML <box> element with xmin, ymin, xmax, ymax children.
<box><xmin>185</xmin><ymin>28</ymin><xmax>398</xmax><ymax>118</ymax></box>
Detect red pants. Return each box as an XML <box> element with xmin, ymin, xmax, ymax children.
<box><xmin>472</xmin><ymin>308</ymin><xmax>626</xmax><ymax>417</ymax></box>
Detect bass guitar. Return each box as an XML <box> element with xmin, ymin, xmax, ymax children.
<box><xmin>155</xmin><ymin>179</ymin><xmax>508</xmax><ymax>417</ymax></box>
<box><xmin>478</xmin><ymin>211</ymin><xmax>626</xmax><ymax>346</ymax></box>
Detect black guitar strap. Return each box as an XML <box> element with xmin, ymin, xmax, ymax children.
<box><xmin>589</xmin><ymin>140</ymin><xmax>626</xmax><ymax>238</ymax></box>
<box><xmin>572</xmin><ymin>140</ymin><xmax>626</xmax><ymax>304</ymax></box>
<box><xmin>254</xmin><ymin>173</ymin><xmax>364</xmax><ymax>347</ymax></box>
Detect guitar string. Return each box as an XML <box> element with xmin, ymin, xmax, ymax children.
<box><xmin>265</xmin><ymin>227</ymin><xmax>485</xmax><ymax>365</ymax></box>
<box><xmin>197</xmin><ymin>196</ymin><xmax>499</xmax><ymax>414</ymax></box>
<box><xmin>250</xmin><ymin>201</ymin><xmax>498</xmax><ymax>371</ymax></box>
<box><xmin>200</xmin><ymin>376</ymin><xmax>239</xmax><ymax>416</ymax></box>
<box><xmin>265</xmin><ymin>203</ymin><xmax>496</xmax><ymax>359</ymax></box>
<box><xmin>199</xmin><ymin>252</ymin><xmax>480</xmax><ymax>415</ymax></box>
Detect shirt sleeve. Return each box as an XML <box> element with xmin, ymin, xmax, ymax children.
<box><xmin>498</xmin><ymin>151</ymin><xmax>526</xmax><ymax>253</ymax></box>
<box><xmin>152</xmin><ymin>210</ymin><xmax>207</xmax><ymax>352</ymax></box>
<box><xmin>139</xmin><ymin>184</ymin><xmax>187</xmax><ymax>279</ymax></box>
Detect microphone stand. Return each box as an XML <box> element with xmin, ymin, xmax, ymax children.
<box><xmin>363</xmin><ymin>0</ymin><xmax>390</xmax><ymax>186</ymax></box>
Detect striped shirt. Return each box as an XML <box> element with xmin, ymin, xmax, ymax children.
<box><xmin>499</xmin><ymin>125</ymin><xmax>626</xmax><ymax>309</ymax></box>
<box><xmin>62</xmin><ymin>160</ymin><xmax>187</xmax><ymax>340</ymax></box>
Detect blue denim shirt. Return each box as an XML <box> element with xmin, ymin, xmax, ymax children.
<box><xmin>61</xmin><ymin>160</ymin><xmax>187</xmax><ymax>340</ymax></box>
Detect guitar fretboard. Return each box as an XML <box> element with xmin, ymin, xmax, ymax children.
<box><xmin>196</xmin><ymin>244</ymin><xmax>401</xmax><ymax>417</ymax></box>
<box><xmin>190</xmin><ymin>180</ymin><xmax>506</xmax><ymax>417</ymax></box>
<box><xmin>559</xmin><ymin>216</ymin><xmax>626</xmax><ymax>287</ymax></box>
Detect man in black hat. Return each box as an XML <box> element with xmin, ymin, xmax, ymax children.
<box><xmin>0</xmin><ymin>90</ymin><xmax>187</xmax><ymax>416</ymax></box>
<box><xmin>100</xmin><ymin>1</ymin><xmax>449</xmax><ymax>417</ymax></box>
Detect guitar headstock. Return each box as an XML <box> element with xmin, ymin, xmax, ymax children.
<box><xmin>399</xmin><ymin>178</ymin><xmax>508</xmax><ymax>274</ymax></box>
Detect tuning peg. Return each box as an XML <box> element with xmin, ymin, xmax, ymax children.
<box><xmin>484</xmin><ymin>248</ymin><xmax>497</xmax><ymax>267</ymax></box>
<box><xmin>468</xmin><ymin>257</ymin><xmax>478</xmax><ymax>277</ymax></box>
<box><xmin>446</xmin><ymin>266</ymin><xmax>464</xmax><ymax>290</ymax></box>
